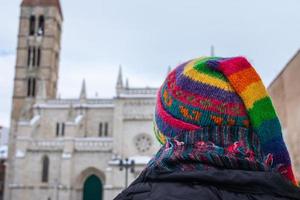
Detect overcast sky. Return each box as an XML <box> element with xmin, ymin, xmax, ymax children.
<box><xmin>1</xmin><ymin>0</ymin><xmax>300</xmax><ymax>127</ymax></box>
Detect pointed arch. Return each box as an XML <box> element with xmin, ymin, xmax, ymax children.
<box><xmin>27</xmin><ymin>77</ymin><xmax>36</xmax><ymax>97</ymax></box>
<box><xmin>38</xmin><ymin>15</ymin><xmax>45</xmax><ymax>35</ymax></box>
<box><xmin>29</xmin><ymin>15</ymin><xmax>35</xmax><ymax>35</ymax></box>
<box><xmin>74</xmin><ymin>167</ymin><xmax>105</xmax><ymax>190</ymax></box>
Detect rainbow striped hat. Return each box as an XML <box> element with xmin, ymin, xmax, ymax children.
<box><xmin>154</xmin><ymin>56</ymin><xmax>297</xmax><ymax>185</ymax></box>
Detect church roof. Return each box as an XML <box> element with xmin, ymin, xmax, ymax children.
<box><xmin>21</xmin><ymin>0</ymin><xmax>63</xmax><ymax>19</ymax></box>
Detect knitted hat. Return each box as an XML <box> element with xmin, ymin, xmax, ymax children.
<box><xmin>153</xmin><ymin>56</ymin><xmax>297</xmax><ymax>186</ymax></box>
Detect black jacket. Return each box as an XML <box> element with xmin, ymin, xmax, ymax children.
<box><xmin>114</xmin><ymin>168</ymin><xmax>300</xmax><ymax>200</ymax></box>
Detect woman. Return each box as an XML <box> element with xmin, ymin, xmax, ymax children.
<box><xmin>115</xmin><ymin>56</ymin><xmax>300</xmax><ymax>200</ymax></box>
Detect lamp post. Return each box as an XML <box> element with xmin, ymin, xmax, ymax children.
<box><xmin>118</xmin><ymin>158</ymin><xmax>135</xmax><ymax>188</ymax></box>
<box><xmin>52</xmin><ymin>178</ymin><xmax>59</xmax><ymax>200</ymax></box>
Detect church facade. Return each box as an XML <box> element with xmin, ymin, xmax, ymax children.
<box><xmin>5</xmin><ymin>1</ymin><xmax>160</xmax><ymax>200</ymax></box>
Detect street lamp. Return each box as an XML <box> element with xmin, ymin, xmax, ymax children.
<box><xmin>118</xmin><ymin>158</ymin><xmax>135</xmax><ymax>188</ymax></box>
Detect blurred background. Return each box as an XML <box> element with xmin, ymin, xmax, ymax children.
<box><xmin>0</xmin><ymin>0</ymin><xmax>299</xmax><ymax>200</ymax></box>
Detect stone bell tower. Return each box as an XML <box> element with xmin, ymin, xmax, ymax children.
<box><xmin>11</xmin><ymin>0</ymin><xmax>63</xmax><ymax>121</ymax></box>
<box><xmin>5</xmin><ymin>1</ymin><xmax>63</xmax><ymax>200</ymax></box>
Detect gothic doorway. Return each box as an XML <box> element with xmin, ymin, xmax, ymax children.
<box><xmin>83</xmin><ymin>175</ymin><xmax>103</xmax><ymax>200</ymax></box>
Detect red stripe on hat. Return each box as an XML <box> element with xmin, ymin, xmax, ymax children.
<box><xmin>218</xmin><ymin>57</ymin><xmax>252</xmax><ymax>76</ymax></box>
<box><xmin>278</xmin><ymin>165</ymin><xmax>299</xmax><ymax>186</ymax></box>
<box><xmin>156</xmin><ymin>89</ymin><xmax>200</xmax><ymax>131</ymax></box>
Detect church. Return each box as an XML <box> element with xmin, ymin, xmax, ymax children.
<box><xmin>5</xmin><ymin>1</ymin><xmax>160</xmax><ymax>200</ymax></box>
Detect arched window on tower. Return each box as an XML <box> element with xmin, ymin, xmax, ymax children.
<box><xmin>41</xmin><ymin>155</ymin><xmax>49</xmax><ymax>183</ymax></box>
<box><xmin>32</xmin><ymin>47</ymin><xmax>36</xmax><ymax>67</ymax></box>
<box><xmin>27</xmin><ymin>78</ymin><xmax>36</xmax><ymax>97</ymax></box>
<box><xmin>29</xmin><ymin>15</ymin><xmax>36</xmax><ymax>35</ymax></box>
<box><xmin>27</xmin><ymin>47</ymin><xmax>41</xmax><ymax>68</ymax></box>
<box><xmin>37</xmin><ymin>47</ymin><xmax>41</xmax><ymax>67</ymax></box>
<box><xmin>38</xmin><ymin>15</ymin><xmax>45</xmax><ymax>36</ymax></box>
<box><xmin>27</xmin><ymin>47</ymin><xmax>32</xmax><ymax>67</ymax></box>
<box><xmin>27</xmin><ymin>79</ymin><xmax>31</xmax><ymax>96</ymax></box>
<box><xmin>32</xmin><ymin>78</ymin><xmax>36</xmax><ymax>96</ymax></box>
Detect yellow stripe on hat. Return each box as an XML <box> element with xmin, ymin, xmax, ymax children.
<box><xmin>240</xmin><ymin>80</ymin><xmax>268</xmax><ymax>109</ymax></box>
<box><xmin>183</xmin><ymin>60</ymin><xmax>234</xmax><ymax>92</ymax></box>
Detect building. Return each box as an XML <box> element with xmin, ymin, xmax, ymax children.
<box><xmin>268</xmin><ymin>50</ymin><xmax>300</xmax><ymax>181</ymax></box>
<box><xmin>0</xmin><ymin>126</ymin><xmax>8</xmax><ymax>200</ymax></box>
<box><xmin>5</xmin><ymin>1</ymin><xmax>160</xmax><ymax>200</ymax></box>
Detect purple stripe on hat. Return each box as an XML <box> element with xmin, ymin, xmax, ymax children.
<box><xmin>175</xmin><ymin>63</ymin><xmax>243</xmax><ymax>103</ymax></box>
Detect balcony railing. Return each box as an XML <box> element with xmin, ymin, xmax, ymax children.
<box><xmin>74</xmin><ymin>138</ymin><xmax>113</xmax><ymax>152</ymax></box>
<box><xmin>26</xmin><ymin>137</ymin><xmax>113</xmax><ymax>152</ymax></box>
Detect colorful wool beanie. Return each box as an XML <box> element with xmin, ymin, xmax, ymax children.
<box><xmin>150</xmin><ymin>56</ymin><xmax>298</xmax><ymax>186</ymax></box>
